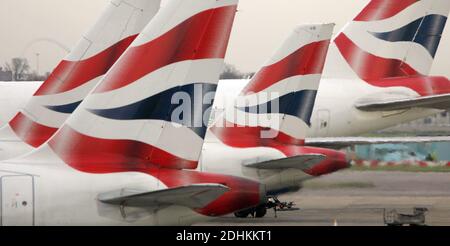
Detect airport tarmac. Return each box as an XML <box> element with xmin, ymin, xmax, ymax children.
<box><xmin>196</xmin><ymin>171</ymin><xmax>450</xmax><ymax>226</ymax></box>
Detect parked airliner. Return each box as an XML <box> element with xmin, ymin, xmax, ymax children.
<box><xmin>0</xmin><ymin>0</ymin><xmax>269</xmax><ymax>226</ymax></box>
<box><xmin>201</xmin><ymin>23</ymin><xmax>350</xmax><ymax>218</ymax></box>
<box><xmin>1</xmin><ymin>0</ymin><xmax>449</xmax><ymax>148</ymax></box>
<box><xmin>214</xmin><ymin>0</ymin><xmax>450</xmax><ymax>144</ymax></box>
<box><xmin>0</xmin><ymin>0</ymin><xmax>162</xmax><ymax>160</ymax></box>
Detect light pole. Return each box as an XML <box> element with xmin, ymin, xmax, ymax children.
<box><xmin>36</xmin><ymin>53</ymin><xmax>40</xmax><ymax>75</ymax></box>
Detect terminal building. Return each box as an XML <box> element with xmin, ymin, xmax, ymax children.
<box><xmin>357</xmin><ymin>111</ymin><xmax>450</xmax><ymax>162</ymax></box>
<box><xmin>0</xmin><ymin>68</ymin><xmax>12</xmax><ymax>81</ymax></box>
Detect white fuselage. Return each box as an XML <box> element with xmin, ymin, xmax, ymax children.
<box><xmin>310</xmin><ymin>78</ymin><xmax>442</xmax><ymax>137</ymax></box>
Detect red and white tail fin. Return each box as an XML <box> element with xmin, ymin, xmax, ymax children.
<box><xmin>211</xmin><ymin>24</ymin><xmax>334</xmax><ymax>147</ymax></box>
<box><xmin>46</xmin><ymin>0</ymin><xmax>238</xmax><ymax>172</ymax></box>
<box><xmin>324</xmin><ymin>0</ymin><xmax>450</xmax><ymax>80</ymax></box>
<box><xmin>6</xmin><ymin>0</ymin><xmax>161</xmax><ymax>148</ymax></box>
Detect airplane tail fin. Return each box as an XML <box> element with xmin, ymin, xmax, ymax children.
<box><xmin>324</xmin><ymin>0</ymin><xmax>450</xmax><ymax>80</ymax></box>
<box><xmin>47</xmin><ymin>0</ymin><xmax>239</xmax><ymax>172</ymax></box>
<box><xmin>211</xmin><ymin>24</ymin><xmax>334</xmax><ymax>147</ymax></box>
<box><xmin>7</xmin><ymin>0</ymin><xmax>161</xmax><ymax>148</ymax></box>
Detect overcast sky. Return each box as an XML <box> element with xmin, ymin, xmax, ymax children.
<box><xmin>1</xmin><ymin>0</ymin><xmax>449</xmax><ymax>77</ymax></box>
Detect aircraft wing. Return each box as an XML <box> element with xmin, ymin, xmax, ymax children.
<box><xmin>98</xmin><ymin>184</ymin><xmax>229</xmax><ymax>209</ymax></box>
<box><xmin>355</xmin><ymin>94</ymin><xmax>450</xmax><ymax>112</ymax></box>
<box><xmin>306</xmin><ymin>136</ymin><xmax>450</xmax><ymax>149</ymax></box>
<box><xmin>244</xmin><ymin>154</ymin><xmax>326</xmax><ymax>170</ymax></box>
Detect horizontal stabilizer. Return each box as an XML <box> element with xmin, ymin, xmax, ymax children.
<box><xmin>356</xmin><ymin>94</ymin><xmax>450</xmax><ymax>112</ymax></box>
<box><xmin>98</xmin><ymin>184</ymin><xmax>229</xmax><ymax>208</ymax></box>
<box><xmin>306</xmin><ymin>136</ymin><xmax>450</xmax><ymax>149</ymax></box>
<box><xmin>244</xmin><ymin>154</ymin><xmax>326</xmax><ymax>170</ymax></box>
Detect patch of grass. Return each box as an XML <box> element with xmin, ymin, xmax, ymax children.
<box><xmin>351</xmin><ymin>165</ymin><xmax>450</xmax><ymax>173</ymax></box>
<box><xmin>302</xmin><ymin>181</ymin><xmax>375</xmax><ymax>190</ymax></box>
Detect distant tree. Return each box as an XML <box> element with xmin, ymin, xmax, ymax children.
<box><xmin>4</xmin><ymin>57</ymin><xmax>30</xmax><ymax>81</ymax></box>
<box><xmin>244</xmin><ymin>72</ymin><xmax>256</xmax><ymax>79</ymax></box>
<box><xmin>220</xmin><ymin>64</ymin><xmax>244</xmax><ymax>79</ymax></box>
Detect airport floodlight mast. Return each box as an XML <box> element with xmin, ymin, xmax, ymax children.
<box><xmin>22</xmin><ymin>38</ymin><xmax>71</xmax><ymax>76</ymax></box>
<box><xmin>35</xmin><ymin>52</ymin><xmax>40</xmax><ymax>75</ymax></box>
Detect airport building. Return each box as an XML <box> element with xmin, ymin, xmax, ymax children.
<box><xmin>353</xmin><ymin>142</ymin><xmax>450</xmax><ymax>162</ymax></box>
<box><xmin>357</xmin><ymin>111</ymin><xmax>450</xmax><ymax>163</ymax></box>
<box><xmin>0</xmin><ymin>69</ymin><xmax>12</xmax><ymax>81</ymax></box>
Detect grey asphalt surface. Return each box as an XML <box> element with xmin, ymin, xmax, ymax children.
<box><xmin>196</xmin><ymin>171</ymin><xmax>450</xmax><ymax>226</ymax></box>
